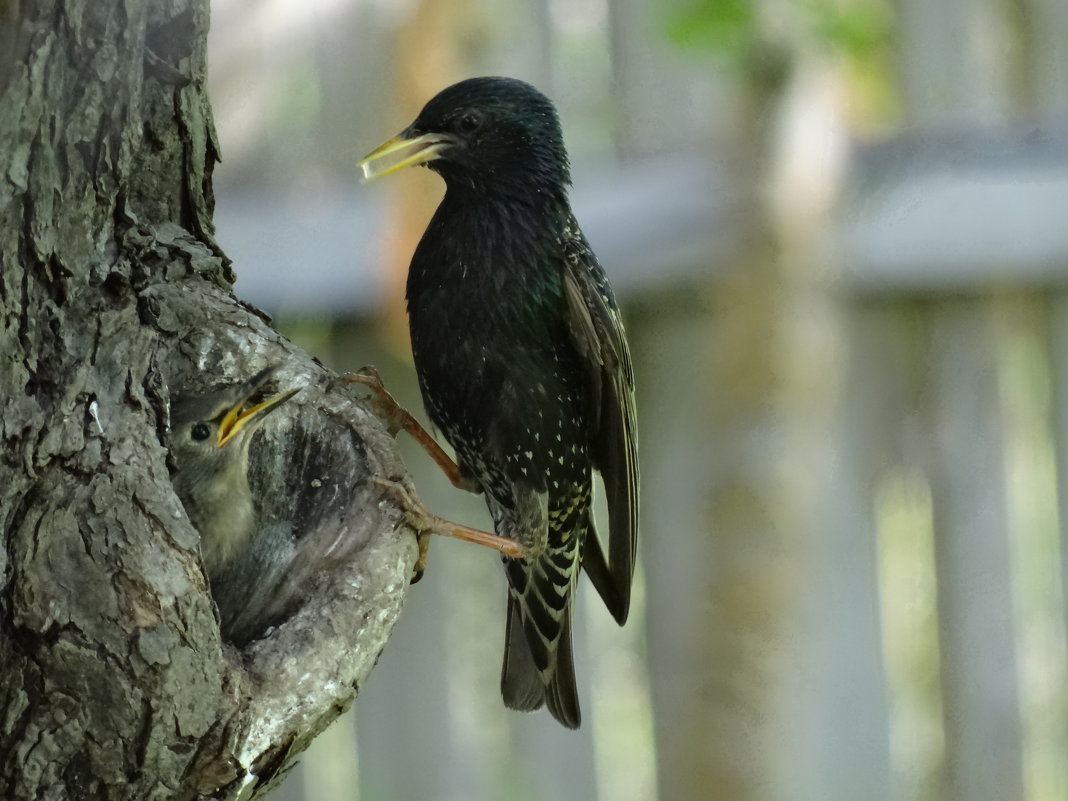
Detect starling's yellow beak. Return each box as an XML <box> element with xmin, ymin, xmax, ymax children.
<box><xmin>217</xmin><ymin>387</ymin><xmax>300</xmax><ymax>448</ymax></box>
<box><xmin>358</xmin><ymin>132</ymin><xmax>453</xmax><ymax>182</ymax></box>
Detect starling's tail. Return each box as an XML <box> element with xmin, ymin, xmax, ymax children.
<box><xmin>544</xmin><ymin>612</ymin><xmax>579</xmax><ymax>728</ymax></box>
<box><xmin>500</xmin><ymin>595</ymin><xmax>580</xmax><ymax>728</ymax></box>
<box><xmin>498</xmin><ymin>485</ymin><xmax>585</xmax><ymax>729</ymax></box>
<box><xmin>501</xmin><ymin>594</ymin><xmax>544</xmax><ymax>712</ymax></box>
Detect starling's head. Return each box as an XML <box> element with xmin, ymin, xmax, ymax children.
<box><xmin>359</xmin><ymin>76</ymin><xmax>570</xmax><ymax>193</ymax></box>
<box><xmin>171</xmin><ymin>367</ymin><xmax>298</xmax><ymax>454</ymax></box>
<box><xmin>169</xmin><ymin>367</ymin><xmax>300</xmax><ymax>500</ymax></box>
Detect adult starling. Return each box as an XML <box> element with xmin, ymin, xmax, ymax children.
<box><xmin>359</xmin><ymin>76</ymin><xmax>638</xmax><ymax>729</ymax></box>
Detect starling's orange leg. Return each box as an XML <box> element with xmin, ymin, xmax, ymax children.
<box><xmin>373</xmin><ymin>477</ymin><xmax>527</xmax><ymax>568</ymax></box>
<box><xmin>346</xmin><ymin>367</ymin><xmax>480</xmax><ymax>493</ymax></box>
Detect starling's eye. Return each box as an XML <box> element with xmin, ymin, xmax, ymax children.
<box><xmin>191</xmin><ymin>423</ymin><xmax>211</xmax><ymax>442</ymax></box>
<box><xmin>456</xmin><ymin>111</ymin><xmax>483</xmax><ymax>134</ymax></box>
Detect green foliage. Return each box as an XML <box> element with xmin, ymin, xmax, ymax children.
<box><xmin>810</xmin><ymin>0</ymin><xmax>892</xmax><ymax>58</ymax></box>
<box><xmin>664</xmin><ymin>0</ymin><xmax>899</xmax><ymax>125</ymax></box>
<box><xmin>665</xmin><ymin>0</ymin><xmax>893</xmax><ymax>61</ymax></box>
<box><xmin>665</xmin><ymin>0</ymin><xmax>756</xmax><ymax>59</ymax></box>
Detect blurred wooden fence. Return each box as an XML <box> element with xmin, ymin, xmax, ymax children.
<box><xmin>208</xmin><ymin>0</ymin><xmax>1068</xmax><ymax>799</ymax></box>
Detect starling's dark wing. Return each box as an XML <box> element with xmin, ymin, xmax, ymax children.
<box><xmin>561</xmin><ymin>228</ymin><xmax>638</xmax><ymax>625</ymax></box>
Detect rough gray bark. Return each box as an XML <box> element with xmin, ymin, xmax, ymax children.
<box><xmin>0</xmin><ymin>2</ymin><xmax>416</xmax><ymax>799</ymax></box>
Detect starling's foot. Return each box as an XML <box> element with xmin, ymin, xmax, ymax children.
<box><xmin>346</xmin><ymin>367</ymin><xmax>481</xmax><ymax>494</ymax></box>
<box><xmin>346</xmin><ymin>366</ymin><xmax>405</xmax><ymax>437</ymax></box>
<box><xmin>373</xmin><ymin>476</ymin><xmax>526</xmax><ymax>563</ymax></box>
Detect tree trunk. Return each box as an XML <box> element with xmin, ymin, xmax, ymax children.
<box><xmin>0</xmin><ymin>2</ymin><xmax>416</xmax><ymax>799</ymax></box>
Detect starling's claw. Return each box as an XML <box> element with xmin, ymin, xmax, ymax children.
<box><xmin>346</xmin><ymin>368</ymin><xmax>481</xmax><ymax>494</ymax></box>
<box><xmin>346</xmin><ymin>366</ymin><xmax>400</xmax><ymax>435</ymax></box>
<box><xmin>373</xmin><ymin>476</ymin><xmax>526</xmax><ymax>565</ymax></box>
<box><xmin>410</xmin><ymin>530</ymin><xmax>430</xmax><ymax>584</ymax></box>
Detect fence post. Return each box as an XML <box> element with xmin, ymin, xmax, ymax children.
<box><xmin>924</xmin><ymin>300</ymin><xmax>1024</xmax><ymax>801</ymax></box>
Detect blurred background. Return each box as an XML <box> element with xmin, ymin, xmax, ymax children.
<box><xmin>206</xmin><ymin>1</ymin><xmax>1068</xmax><ymax>799</ymax></box>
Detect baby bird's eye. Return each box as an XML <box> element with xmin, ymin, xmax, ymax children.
<box><xmin>191</xmin><ymin>423</ymin><xmax>211</xmax><ymax>442</ymax></box>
